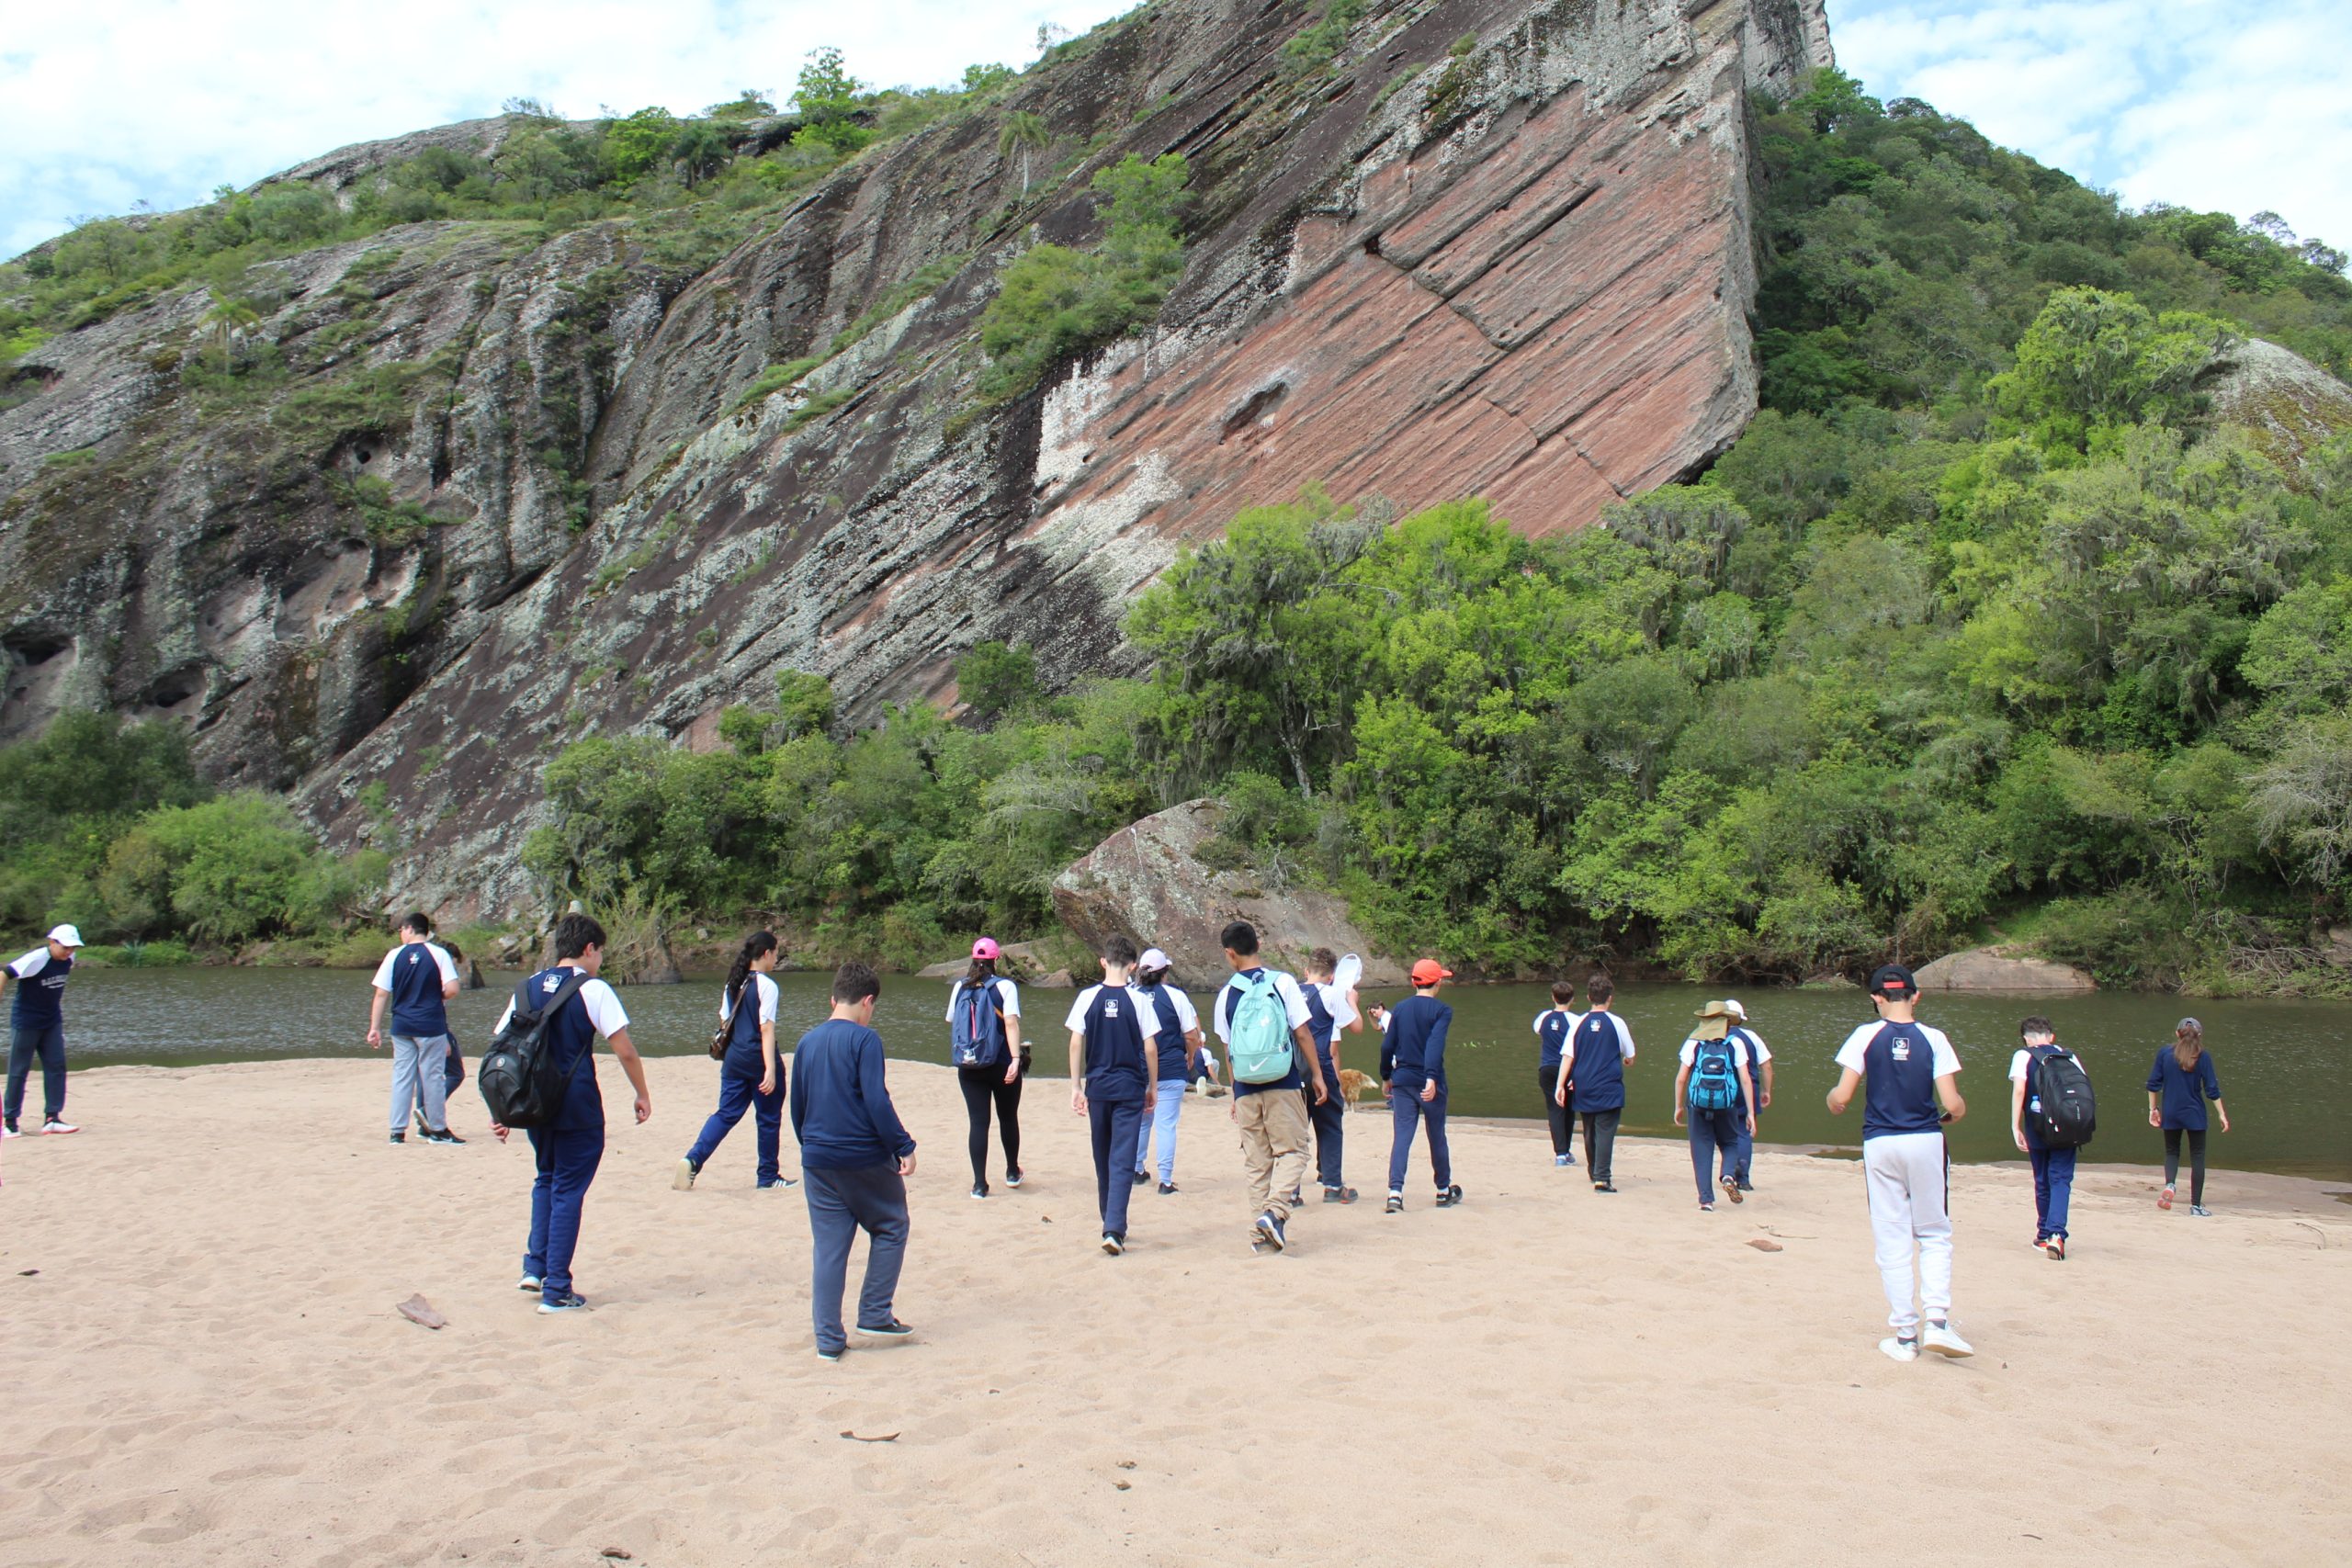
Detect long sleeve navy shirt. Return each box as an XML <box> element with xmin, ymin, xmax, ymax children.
<box><xmin>1381</xmin><ymin>994</ymin><xmax>1453</xmax><ymax>1090</ymax></box>
<box><xmin>789</xmin><ymin>1018</ymin><xmax>917</xmax><ymax>1169</ymax></box>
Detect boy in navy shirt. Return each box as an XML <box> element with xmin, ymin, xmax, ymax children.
<box><xmin>489</xmin><ymin>913</ymin><xmax>650</xmax><ymax>1314</ymax></box>
<box><xmin>1065</xmin><ymin>935</ymin><xmax>1164</xmax><ymax>1256</ymax></box>
<box><xmin>1533</xmin><ymin>980</ymin><xmax>1577</xmax><ymax>1167</ymax></box>
<box><xmin>2010</xmin><ymin>1015</ymin><xmax>2080</xmax><ymax>1258</ymax></box>
<box><xmin>1827</xmin><ymin>964</ymin><xmax>1972</xmax><ymax>1363</ymax></box>
<box><xmin>3</xmin><ymin>923</ymin><xmax>84</xmax><ymax>1137</ymax></box>
<box><xmin>791</xmin><ymin>963</ymin><xmax>918</xmax><ymax>1359</ymax></box>
<box><xmin>368</xmin><ymin>911</ymin><xmax>464</xmax><ymax>1145</ymax></box>
<box><xmin>1299</xmin><ymin>948</ymin><xmax>1363</xmax><ymax>1203</ymax></box>
<box><xmin>1554</xmin><ymin>973</ymin><xmax>1634</xmax><ymax>1190</ymax></box>
<box><xmin>1213</xmin><ymin>921</ymin><xmax>1328</xmax><ymax>1254</ymax></box>
<box><xmin>1375</xmin><ymin>959</ymin><xmax>1458</xmax><ymax>1213</ymax></box>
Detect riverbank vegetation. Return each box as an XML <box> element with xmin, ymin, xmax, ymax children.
<box><xmin>0</xmin><ymin>713</ymin><xmax>391</xmax><ymax>961</ymax></box>
<box><xmin>517</xmin><ymin>72</ymin><xmax>2352</xmax><ymax>994</ymax></box>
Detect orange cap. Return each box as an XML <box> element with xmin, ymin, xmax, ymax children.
<box><xmin>1409</xmin><ymin>959</ymin><xmax>1453</xmax><ymax>986</ymax></box>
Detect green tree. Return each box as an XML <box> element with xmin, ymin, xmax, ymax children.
<box><xmin>1987</xmin><ymin>287</ymin><xmax>2236</xmax><ymax>453</ymax></box>
<box><xmin>795</xmin><ymin>47</ymin><xmax>868</xmax><ymax>152</ymax></box>
<box><xmin>603</xmin><ymin>107</ymin><xmax>681</xmax><ymax>182</ymax></box>
<box><xmin>996</xmin><ymin>110</ymin><xmax>1049</xmax><ymax>196</ymax></box>
<box><xmin>956</xmin><ymin>641</ymin><xmax>1040</xmax><ymax>722</ymax></box>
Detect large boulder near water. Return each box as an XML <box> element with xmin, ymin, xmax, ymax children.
<box><xmin>1051</xmin><ymin>799</ymin><xmax>1403</xmax><ymax>989</ymax></box>
<box><xmin>1912</xmin><ymin>947</ymin><xmax>2095</xmax><ymax>993</ymax></box>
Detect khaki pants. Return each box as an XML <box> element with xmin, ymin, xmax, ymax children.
<box><xmin>1235</xmin><ymin>1089</ymin><xmax>1311</xmax><ymax>1224</ymax></box>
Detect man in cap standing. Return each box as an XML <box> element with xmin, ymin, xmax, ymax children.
<box><xmin>4</xmin><ymin>924</ymin><xmax>85</xmax><ymax>1137</ymax></box>
<box><xmin>1375</xmin><ymin>959</ymin><xmax>1459</xmax><ymax>1213</ymax></box>
<box><xmin>1827</xmin><ymin>964</ymin><xmax>1973</xmax><ymax>1363</ymax></box>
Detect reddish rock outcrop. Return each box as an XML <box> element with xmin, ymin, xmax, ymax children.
<box><xmin>1</xmin><ymin>0</ymin><xmax>1834</xmax><ymax>920</ymax></box>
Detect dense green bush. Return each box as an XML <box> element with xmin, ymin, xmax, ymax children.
<box><xmin>977</xmin><ymin>153</ymin><xmax>1189</xmax><ymax>400</ymax></box>
<box><xmin>0</xmin><ymin>715</ymin><xmax>385</xmax><ymax>951</ymax></box>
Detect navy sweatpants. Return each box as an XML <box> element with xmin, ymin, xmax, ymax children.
<box><xmin>803</xmin><ymin>1162</ymin><xmax>910</xmax><ymax>1354</ymax></box>
<box><xmin>1688</xmin><ymin>1107</ymin><xmax>1739</xmax><ymax>1201</ymax></box>
<box><xmin>2029</xmin><ymin>1138</ymin><xmax>2076</xmax><ymax>1239</ymax></box>
<box><xmin>1088</xmin><ymin>1097</ymin><xmax>1146</xmax><ymax>1239</ymax></box>
<box><xmin>1310</xmin><ymin>1091</ymin><xmax>1347</xmax><ymax>1189</ymax></box>
<box><xmin>6</xmin><ymin>1023</ymin><xmax>66</xmax><ymax>1123</ymax></box>
<box><xmin>1387</xmin><ymin>1082</ymin><xmax>1452</xmax><ymax>1192</ymax></box>
<box><xmin>686</xmin><ymin>1069</ymin><xmax>786</xmax><ymax>1185</ymax></box>
<box><xmin>525</xmin><ymin>1124</ymin><xmax>605</xmax><ymax>1304</ymax></box>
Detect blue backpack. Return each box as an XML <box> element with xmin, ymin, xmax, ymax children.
<box><xmin>950</xmin><ymin>980</ymin><xmax>1008</xmax><ymax>1068</ymax></box>
<box><xmin>1689</xmin><ymin>1037</ymin><xmax>1738</xmax><ymax>1112</ymax></box>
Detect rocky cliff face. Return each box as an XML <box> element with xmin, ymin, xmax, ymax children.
<box><xmin>0</xmin><ymin>0</ymin><xmax>1832</xmax><ymax>921</ymax></box>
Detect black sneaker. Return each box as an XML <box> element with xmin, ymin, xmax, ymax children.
<box><xmin>1282</xmin><ymin>1189</ymin><xmax>1303</xmax><ymax>1209</ymax></box>
<box><xmin>1594</xmin><ymin>1181</ymin><xmax>1617</xmax><ymax>1193</ymax></box>
<box><xmin>1157</xmin><ymin>1182</ymin><xmax>1179</xmax><ymax>1195</ymax></box>
<box><xmin>1253</xmin><ymin>1211</ymin><xmax>1286</xmax><ymax>1252</ymax></box>
<box><xmin>388</xmin><ymin>1131</ymin><xmax>406</xmax><ymax>1145</ymax></box>
<box><xmin>816</xmin><ymin>1346</ymin><xmax>843</xmax><ymax>1362</ymax></box>
<box><xmin>421</xmin><ymin>1126</ymin><xmax>466</xmax><ymax>1145</ymax></box>
<box><xmin>1005</xmin><ymin>1168</ymin><xmax>1023</xmax><ymax>1188</ymax></box>
<box><xmin>1384</xmin><ymin>1192</ymin><xmax>1404</xmax><ymax>1213</ymax></box>
<box><xmin>855</xmin><ymin>1318</ymin><xmax>915</xmax><ymax>1337</ymax></box>
<box><xmin>536</xmin><ymin>1292</ymin><xmax>590</xmax><ymax>1314</ymax></box>
<box><xmin>1434</xmin><ymin>1184</ymin><xmax>1463</xmax><ymax>1207</ymax></box>
<box><xmin>1323</xmin><ymin>1186</ymin><xmax>1359</xmax><ymax>1204</ymax></box>
<box><xmin>1132</xmin><ymin>1168</ymin><xmax>1151</xmax><ymax>1185</ymax></box>
<box><xmin>970</xmin><ymin>1183</ymin><xmax>989</xmax><ymax>1200</ymax></box>
<box><xmin>2</xmin><ymin>1119</ymin><xmax>18</xmax><ymax>1137</ymax></box>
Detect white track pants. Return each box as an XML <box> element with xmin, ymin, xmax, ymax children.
<box><xmin>1862</xmin><ymin>1131</ymin><xmax>1951</xmax><ymax>1336</ymax></box>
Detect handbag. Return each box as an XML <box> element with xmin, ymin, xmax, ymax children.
<box><xmin>711</xmin><ymin>987</ymin><xmax>739</xmax><ymax>1060</ymax></box>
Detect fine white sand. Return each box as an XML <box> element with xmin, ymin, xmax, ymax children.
<box><xmin>1</xmin><ymin>1055</ymin><xmax>2345</xmax><ymax>1566</ymax></box>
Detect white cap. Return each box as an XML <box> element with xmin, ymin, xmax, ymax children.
<box><xmin>1722</xmin><ymin>998</ymin><xmax>1746</xmax><ymax>1019</ymax></box>
<box><xmin>47</xmin><ymin>924</ymin><xmax>84</xmax><ymax>948</ymax></box>
<box><xmin>1137</xmin><ymin>947</ymin><xmax>1170</xmax><ymax>972</ymax></box>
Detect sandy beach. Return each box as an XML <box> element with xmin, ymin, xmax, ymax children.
<box><xmin>1</xmin><ymin>1055</ymin><xmax>2345</xmax><ymax>1567</ymax></box>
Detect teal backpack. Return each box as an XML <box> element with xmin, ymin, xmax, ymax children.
<box><xmin>1226</xmin><ymin>972</ymin><xmax>1297</xmax><ymax>1084</ymax></box>
<box><xmin>1689</xmin><ymin>1037</ymin><xmax>1739</xmax><ymax>1112</ymax></box>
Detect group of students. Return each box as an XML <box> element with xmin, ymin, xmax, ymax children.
<box><xmin>344</xmin><ymin>912</ymin><xmax>2241</xmax><ymax>1365</ymax></box>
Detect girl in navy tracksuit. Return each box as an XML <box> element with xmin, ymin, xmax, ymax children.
<box><xmin>2146</xmin><ymin>1018</ymin><xmax>2231</xmax><ymax>1216</ymax></box>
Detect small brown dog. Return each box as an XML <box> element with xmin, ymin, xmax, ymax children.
<box><xmin>1336</xmin><ymin>1068</ymin><xmax>1379</xmax><ymax>1107</ymax></box>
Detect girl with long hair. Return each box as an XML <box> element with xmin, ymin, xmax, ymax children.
<box><xmin>2145</xmin><ymin>1017</ymin><xmax>2231</xmax><ymax>1216</ymax></box>
<box><xmin>674</xmin><ymin>931</ymin><xmax>796</xmax><ymax>1191</ymax></box>
<box><xmin>948</xmin><ymin>938</ymin><xmax>1026</xmax><ymax>1198</ymax></box>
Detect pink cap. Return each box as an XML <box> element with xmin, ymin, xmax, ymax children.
<box><xmin>971</xmin><ymin>937</ymin><xmax>1001</xmax><ymax>961</ymax></box>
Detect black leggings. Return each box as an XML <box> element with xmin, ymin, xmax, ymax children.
<box><xmin>2163</xmin><ymin>1127</ymin><xmax>2208</xmax><ymax>1206</ymax></box>
<box><xmin>1538</xmin><ymin>1066</ymin><xmax>1573</xmax><ymax>1156</ymax></box>
<box><xmin>958</xmin><ymin>1063</ymin><xmax>1023</xmax><ymax>1186</ymax></box>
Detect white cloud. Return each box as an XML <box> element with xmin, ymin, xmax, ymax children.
<box><xmin>1</xmin><ymin>1</ymin><xmax>1133</xmax><ymax>259</ymax></box>
<box><xmin>1828</xmin><ymin>0</ymin><xmax>2352</xmax><ymax>248</ymax></box>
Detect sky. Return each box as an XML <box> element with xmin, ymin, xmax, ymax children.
<box><xmin>1828</xmin><ymin>0</ymin><xmax>2352</xmax><ymax>251</ymax></box>
<box><xmin>3</xmin><ymin>1</ymin><xmax>2349</xmax><ymax>263</ymax></box>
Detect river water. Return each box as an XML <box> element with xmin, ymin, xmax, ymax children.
<box><xmin>51</xmin><ymin>965</ymin><xmax>2352</xmax><ymax>1179</ymax></box>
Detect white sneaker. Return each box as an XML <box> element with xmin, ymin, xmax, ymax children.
<box><xmin>0</xmin><ymin>1122</ymin><xmax>21</xmax><ymax>1139</ymax></box>
<box><xmin>1878</xmin><ymin>1335</ymin><xmax>1920</xmax><ymax>1363</ymax></box>
<box><xmin>1922</xmin><ymin>1321</ymin><xmax>1974</xmax><ymax>1359</ymax></box>
<box><xmin>41</xmin><ymin>1119</ymin><xmax>79</xmax><ymax>1134</ymax></box>
<box><xmin>673</xmin><ymin>1157</ymin><xmax>698</xmax><ymax>1191</ymax></box>
<box><xmin>517</xmin><ymin>1275</ymin><xmax>542</xmax><ymax>1292</ymax></box>
<box><xmin>1101</xmin><ymin>1234</ymin><xmax>1124</xmax><ymax>1256</ymax></box>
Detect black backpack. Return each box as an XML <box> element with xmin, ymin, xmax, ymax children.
<box><xmin>2029</xmin><ymin>1045</ymin><xmax>2098</xmax><ymax>1148</ymax></box>
<box><xmin>479</xmin><ymin>971</ymin><xmax>593</xmax><ymax>1129</ymax></box>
